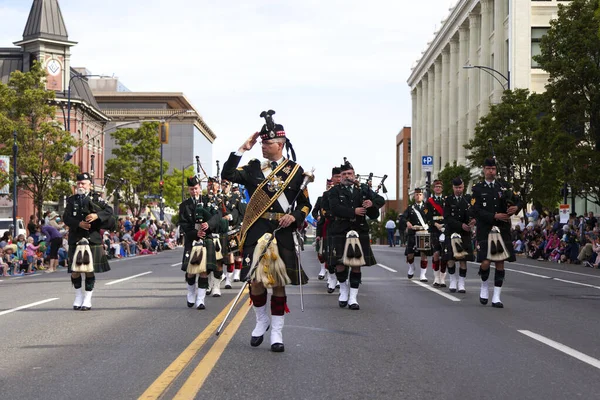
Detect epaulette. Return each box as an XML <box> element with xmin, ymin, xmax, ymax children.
<box><xmin>249</xmin><ymin>158</ymin><xmax>260</xmax><ymax>164</ymax></box>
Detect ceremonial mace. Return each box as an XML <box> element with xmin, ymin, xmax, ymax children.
<box><xmin>216</xmin><ymin>168</ymin><xmax>315</xmax><ymax>336</ymax></box>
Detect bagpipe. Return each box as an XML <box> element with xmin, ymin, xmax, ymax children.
<box><xmin>348</xmin><ymin>170</ymin><xmax>385</xmax><ymax>220</ymax></box>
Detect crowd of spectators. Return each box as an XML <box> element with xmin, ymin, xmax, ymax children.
<box><xmin>0</xmin><ymin>212</ymin><xmax>178</xmax><ymax>277</ymax></box>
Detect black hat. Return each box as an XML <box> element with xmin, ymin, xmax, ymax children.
<box><xmin>331</xmin><ymin>167</ymin><xmax>341</xmax><ymax>176</ymax></box>
<box><xmin>187</xmin><ymin>175</ymin><xmax>201</xmax><ymax>187</ymax></box>
<box><xmin>259</xmin><ymin>123</ymin><xmax>286</xmax><ymax>141</ymax></box>
<box><xmin>452</xmin><ymin>177</ymin><xmax>464</xmax><ymax>186</ymax></box>
<box><xmin>414</xmin><ymin>188</ymin><xmax>423</xmax><ymax>194</ymax></box>
<box><xmin>208</xmin><ymin>177</ymin><xmax>218</xmax><ymax>183</ymax></box>
<box><xmin>340</xmin><ymin>158</ymin><xmax>354</xmax><ymax>172</ymax></box>
<box><xmin>76</xmin><ymin>172</ymin><xmax>91</xmax><ymax>182</ymax></box>
<box><xmin>484</xmin><ymin>158</ymin><xmax>496</xmax><ymax>167</ymax></box>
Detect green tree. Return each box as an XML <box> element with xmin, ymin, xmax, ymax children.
<box><xmin>534</xmin><ymin>0</ymin><xmax>600</xmax><ymax>206</ymax></box>
<box><xmin>0</xmin><ymin>61</ymin><xmax>79</xmax><ymax>219</ymax></box>
<box><xmin>436</xmin><ymin>162</ymin><xmax>473</xmax><ymax>197</ymax></box>
<box><xmin>105</xmin><ymin>122</ymin><xmax>167</xmax><ymax>217</ymax></box>
<box><xmin>464</xmin><ymin>89</ymin><xmax>567</xmax><ymax>211</ymax></box>
<box><xmin>163</xmin><ymin>166</ymin><xmax>195</xmax><ymax>210</ymax></box>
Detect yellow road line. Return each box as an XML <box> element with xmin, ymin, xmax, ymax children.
<box><xmin>173</xmin><ymin>296</ymin><xmax>253</xmax><ymax>399</ymax></box>
<box><xmin>138</xmin><ymin>293</ymin><xmax>247</xmax><ymax>400</ymax></box>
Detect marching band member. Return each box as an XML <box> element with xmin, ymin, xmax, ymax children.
<box><xmin>178</xmin><ymin>176</ymin><xmax>222</xmax><ymax>310</ymax></box>
<box><xmin>443</xmin><ymin>177</ymin><xmax>474</xmax><ymax>293</ymax></box>
<box><xmin>425</xmin><ymin>179</ymin><xmax>447</xmax><ymax>287</ymax></box>
<box><xmin>63</xmin><ymin>173</ymin><xmax>113</xmax><ymax>311</ymax></box>
<box><xmin>402</xmin><ymin>188</ymin><xmax>430</xmax><ymax>282</ymax></box>
<box><xmin>312</xmin><ymin>188</ymin><xmax>328</xmax><ymax>281</ymax></box>
<box><xmin>470</xmin><ymin>158</ymin><xmax>522</xmax><ymax>308</ymax></box>
<box><xmin>221</xmin><ymin>180</ymin><xmax>245</xmax><ymax>289</ymax></box>
<box><xmin>327</xmin><ymin>159</ymin><xmax>384</xmax><ymax>310</ymax></box>
<box><xmin>222</xmin><ymin>119</ymin><xmax>310</xmax><ymax>352</ymax></box>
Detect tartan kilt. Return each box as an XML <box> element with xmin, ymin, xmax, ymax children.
<box><xmin>327</xmin><ymin>233</ymin><xmax>377</xmax><ymax>267</ymax></box>
<box><xmin>68</xmin><ymin>244</ymin><xmax>110</xmax><ymax>273</ymax></box>
<box><xmin>241</xmin><ymin>241</ymin><xmax>308</xmax><ymax>286</ymax></box>
<box><xmin>476</xmin><ymin>232</ymin><xmax>516</xmax><ymax>263</ymax></box>
<box><xmin>181</xmin><ymin>239</ymin><xmax>218</xmax><ymax>273</ymax></box>
<box><xmin>404</xmin><ymin>234</ymin><xmax>433</xmax><ymax>257</ymax></box>
<box><xmin>442</xmin><ymin>232</ymin><xmax>474</xmax><ymax>262</ymax></box>
<box><xmin>430</xmin><ymin>231</ymin><xmax>444</xmax><ymax>254</ymax></box>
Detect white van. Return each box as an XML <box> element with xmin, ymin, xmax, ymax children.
<box><xmin>0</xmin><ymin>218</ymin><xmax>27</xmax><ymax>239</ymax></box>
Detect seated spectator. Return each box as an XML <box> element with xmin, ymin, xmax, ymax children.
<box><xmin>3</xmin><ymin>245</ymin><xmax>22</xmax><ymax>275</ymax></box>
<box><xmin>25</xmin><ymin>237</ymin><xmax>40</xmax><ymax>274</ymax></box>
<box><xmin>0</xmin><ymin>232</ymin><xmax>11</xmax><ymax>249</ymax></box>
<box><xmin>121</xmin><ymin>231</ymin><xmax>136</xmax><ymax>256</ymax></box>
<box><xmin>514</xmin><ymin>238</ymin><xmax>524</xmax><ymax>254</ymax></box>
<box><xmin>0</xmin><ymin>248</ymin><xmax>9</xmax><ymax>276</ymax></box>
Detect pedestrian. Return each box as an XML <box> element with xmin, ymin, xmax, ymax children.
<box><xmin>385</xmin><ymin>218</ymin><xmax>396</xmax><ymax>247</ymax></box>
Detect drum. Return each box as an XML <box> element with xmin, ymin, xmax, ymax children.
<box><xmin>416</xmin><ymin>231</ymin><xmax>431</xmax><ymax>252</ymax></box>
<box><xmin>227</xmin><ymin>228</ymin><xmax>241</xmax><ymax>253</ymax></box>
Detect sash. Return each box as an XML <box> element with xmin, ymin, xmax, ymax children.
<box><xmin>427</xmin><ymin>197</ymin><xmax>444</xmax><ymax>216</ymax></box>
<box><xmin>239</xmin><ymin>159</ymin><xmax>301</xmax><ymax>249</ymax></box>
<box><xmin>413</xmin><ymin>205</ymin><xmax>429</xmax><ymax>230</ymax></box>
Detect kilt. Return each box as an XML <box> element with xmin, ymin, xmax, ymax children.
<box><xmin>181</xmin><ymin>239</ymin><xmax>218</xmax><ymax>273</ymax></box>
<box><xmin>241</xmin><ymin>241</ymin><xmax>308</xmax><ymax>286</ymax></box>
<box><xmin>430</xmin><ymin>231</ymin><xmax>444</xmax><ymax>254</ymax></box>
<box><xmin>68</xmin><ymin>244</ymin><xmax>110</xmax><ymax>273</ymax></box>
<box><xmin>404</xmin><ymin>233</ymin><xmax>432</xmax><ymax>257</ymax></box>
<box><xmin>442</xmin><ymin>232</ymin><xmax>474</xmax><ymax>262</ymax></box>
<box><xmin>327</xmin><ymin>233</ymin><xmax>376</xmax><ymax>267</ymax></box>
<box><xmin>476</xmin><ymin>232</ymin><xmax>516</xmax><ymax>263</ymax></box>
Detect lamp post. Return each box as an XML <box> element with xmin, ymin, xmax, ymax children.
<box><xmin>12</xmin><ymin>130</ymin><xmax>18</xmax><ymax>238</ymax></box>
<box><xmin>463</xmin><ymin>64</ymin><xmax>510</xmax><ymax>90</ymax></box>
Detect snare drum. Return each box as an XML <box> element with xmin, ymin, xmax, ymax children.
<box><xmin>227</xmin><ymin>228</ymin><xmax>241</xmax><ymax>252</ymax></box>
<box><xmin>416</xmin><ymin>231</ymin><xmax>431</xmax><ymax>252</ymax></box>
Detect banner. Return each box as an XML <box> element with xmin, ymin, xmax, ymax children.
<box><xmin>0</xmin><ymin>156</ymin><xmax>9</xmax><ymax>195</ymax></box>
<box><xmin>559</xmin><ymin>204</ymin><xmax>570</xmax><ymax>224</ymax></box>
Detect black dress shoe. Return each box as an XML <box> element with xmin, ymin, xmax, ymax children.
<box><xmin>197</xmin><ymin>304</ymin><xmax>205</xmax><ymax>310</ymax></box>
<box><xmin>327</xmin><ymin>287</ymin><xmax>335</xmax><ymax>294</ymax></box>
<box><xmin>80</xmin><ymin>306</ymin><xmax>91</xmax><ymax>311</ymax></box>
<box><xmin>233</xmin><ymin>279</ymin><xmax>240</xmax><ymax>282</ymax></box>
<box><xmin>440</xmin><ymin>283</ymin><xmax>447</xmax><ymax>288</ymax></box>
<box><xmin>492</xmin><ymin>302</ymin><xmax>504</xmax><ymax>308</ymax></box>
<box><xmin>73</xmin><ymin>306</ymin><xmax>81</xmax><ymax>311</ymax></box>
<box><xmin>187</xmin><ymin>302</ymin><xmax>194</xmax><ymax>308</ymax></box>
<box><xmin>408</xmin><ymin>274</ymin><xmax>414</xmax><ymax>279</ymax></box>
<box><xmin>420</xmin><ymin>278</ymin><xmax>428</xmax><ymax>283</ymax></box>
<box><xmin>339</xmin><ymin>301</ymin><xmax>348</xmax><ymax>308</ymax></box>
<box><xmin>225</xmin><ymin>284</ymin><xmax>232</xmax><ymax>289</ymax></box>
<box><xmin>480</xmin><ymin>297</ymin><xmax>488</xmax><ymax>305</ymax></box>
<box><xmin>271</xmin><ymin>343</ymin><xmax>285</xmax><ymax>353</ymax></box>
<box><xmin>449</xmin><ymin>288</ymin><xmax>457</xmax><ymax>293</ymax></box>
<box><xmin>433</xmin><ymin>282</ymin><xmax>440</xmax><ymax>288</ymax></box>
<box><xmin>458</xmin><ymin>289</ymin><xmax>466</xmax><ymax>294</ymax></box>
<box><xmin>349</xmin><ymin>303</ymin><xmax>360</xmax><ymax>310</ymax></box>
<box><xmin>212</xmin><ymin>293</ymin><xmax>221</xmax><ymax>297</ymax></box>
<box><xmin>318</xmin><ymin>275</ymin><xmax>325</xmax><ymax>280</ymax></box>
<box><xmin>335</xmin><ymin>284</ymin><xmax>340</xmax><ymax>288</ymax></box>
<box><xmin>250</xmin><ymin>325</ymin><xmax>270</xmax><ymax>347</ymax></box>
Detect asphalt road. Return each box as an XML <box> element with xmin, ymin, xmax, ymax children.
<box><xmin>2</xmin><ymin>245</ymin><xmax>600</xmax><ymax>400</ymax></box>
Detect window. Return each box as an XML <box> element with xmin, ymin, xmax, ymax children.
<box><xmin>531</xmin><ymin>27</ymin><xmax>549</xmax><ymax>68</ymax></box>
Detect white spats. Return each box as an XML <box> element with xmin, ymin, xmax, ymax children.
<box><xmin>327</xmin><ymin>273</ymin><xmax>337</xmax><ymax>290</ymax></box>
<box><xmin>318</xmin><ymin>265</ymin><xmax>326</xmax><ymax>279</ymax></box>
<box><xmin>433</xmin><ymin>270</ymin><xmax>441</xmax><ymax>286</ymax></box>
<box><xmin>419</xmin><ymin>267</ymin><xmax>428</xmax><ymax>282</ymax></box>
<box><xmin>457</xmin><ymin>276</ymin><xmax>466</xmax><ymax>293</ymax></box>
<box><xmin>348</xmin><ymin>288</ymin><xmax>359</xmax><ymax>306</ymax></box>
<box><xmin>187</xmin><ymin>284</ymin><xmax>197</xmax><ymax>305</ymax></box>
<box><xmin>81</xmin><ymin>290</ymin><xmax>93</xmax><ymax>309</ymax></box>
<box><xmin>480</xmin><ymin>280</ymin><xmax>489</xmax><ymax>302</ymax></box>
<box><xmin>233</xmin><ymin>269</ymin><xmax>241</xmax><ymax>282</ymax></box>
<box><xmin>492</xmin><ymin>286</ymin><xmax>502</xmax><ymax>304</ymax></box>
<box><xmin>449</xmin><ymin>273</ymin><xmax>457</xmax><ymax>292</ymax></box>
<box><xmin>270</xmin><ymin>315</ymin><xmax>285</xmax><ymax>345</ymax></box>
<box><xmin>407</xmin><ymin>264</ymin><xmax>415</xmax><ymax>278</ymax></box>
<box><xmin>73</xmin><ymin>288</ymin><xmax>84</xmax><ymax>309</ymax></box>
<box><xmin>252</xmin><ymin>305</ymin><xmax>270</xmax><ymax>337</ymax></box>
<box><xmin>338</xmin><ymin>280</ymin><xmax>349</xmax><ymax>303</ymax></box>
<box><xmin>212</xmin><ymin>275</ymin><xmax>222</xmax><ymax>297</ymax></box>
<box><xmin>440</xmin><ymin>272</ymin><xmax>446</xmax><ymax>286</ymax></box>
<box><xmin>225</xmin><ymin>272</ymin><xmax>233</xmax><ymax>288</ymax></box>
<box><xmin>195</xmin><ymin>288</ymin><xmax>206</xmax><ymax>309</ymax></box>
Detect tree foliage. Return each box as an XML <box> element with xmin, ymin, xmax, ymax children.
<box><xmin>0</xmin><ymin>61</ymin><xmax>79</xmax><ymax>219</ymax></box>
<box><xmin>104</xmin><ymin>122</ymin><xmax>167</xmax><ymax>218</ymax></box>
<box><xmin>464</xmin><ymin>89</ymin><xmax>567</xmax><ymax>211</ymax></box>
<box><xmin>534</xmin><ymin>0</ymin><xmax>600</xmax><ymax>207</ymax></box>
<box><xmin>163</xmin><ymin>166</ymin><xmax>195</xmax><ymax>210</ymax></box>
<box><xmin>436</xmin><ymin>162</ymin><xmax>473</xmax><ymax>197</ymax></box>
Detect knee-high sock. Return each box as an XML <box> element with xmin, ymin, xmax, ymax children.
<box><xmin>250</xmin><ymin>290</ymin><xmax>268</xmax><ymax>307</ymax></box>
<box><xmin>479</xmin><ymin>267</ymin><xmax>490</xmax><ymax>282</ymax></box>
<box><xmin>432</xmin><ymin>260</ymin><xmax>440</xmax><ymax>271</ymax></box>
<box><xmin>186</xmin><ymin>275</ymin><xmax>197</xmax><ymax>286</ymax></box>
<box><xmin>440</xmin><ymin>260</ymin><xmax>447</xmax><ymax>273</ymax></box>
<box><xmin>198</xmin><ymin>277</ymin><xmax>209</xmax><ymax>289</ymax></box>
<box><xmin>84</xmin><ymin>275</ymin><xmax>95</xmax><ymax>291</ymax></box>
<box><xmin>459</xmin><ymin>268</ymin><xmax>467</xmax><ymax>277</ymax></box>
<box><xmin>494</xmin><ymin>269</ymin><xmax>505</xmax><ymax>287</ymax></box>
<box><xmin>335</xmin><ymin>267</ymin><xmax>349</xmax><ymax>283</ymax></box>
<box><xmin>349</xmin><ymin>272</ymin><xmax>361</xmax><ymax>289</ymax></box>
<box><xmin>447</xmin><ymin>266</ymin><xmax>456</xmax><ymax>275</ymax></box>
<box><xmin>271</xmin><ymin>295</ymin><xmax>288</xmax><ymax>316</ymax></box>
<box><xmin>420</xmin><ymin>259</ymin><xmax>428</xmax><ymax>269</ymax></box>
<box><xmin>71</xmin><ymin>275</ymin><xmax>82</xmax><ymax>289</ymax></box>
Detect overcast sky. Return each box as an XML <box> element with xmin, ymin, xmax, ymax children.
<box><xmin>0</xmin><ymin>0</ymin><xmax>456</xmax><ymax>201</ymax></box>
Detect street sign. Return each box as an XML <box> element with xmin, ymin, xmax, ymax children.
<box><xmin>144</xmin><ymin>194</ymin><xmax>161</xmax><ymax>199</ymax></box>
<box><xmin>421</xmin><ymin>155</ymin><xmax>433</xmax><ymax>172</ymax></box>
<box><xmin>559</xmin><ymin>204</ymin><xmax>570</xmax><ymax>224</ymax></box>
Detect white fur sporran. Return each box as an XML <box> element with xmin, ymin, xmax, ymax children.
<box><xmin>487</xmin><ymin>226</ymin><xmax>510</xmax><ymax>261</ymax></box>
<box><xmin>251</xmin><ymin>233</ymin><xmax>290</xmax><ymax>288</ymax></box>
<box><xmin>342</xmin><ymin>230</ymin><xmax>365</xmax><ymax>267</ymax></box>
<box><xmin>213</xmin><ymin>234</ymin><xmax>223</xmax><ymax>261</ymax></box>
<box><xmin>72</xmin><ymin>239</ymin><xmax>94</xmax><ymax>273</ymax></box>
<box><xmin>187</xmin><ymin>240</ymin><xmax>207</xmax><ymax>274</ymax></box>
<box><xmin>450</xmin><ymin>233</ymin><xmax>469</xmax><ymax>260</ymax></box>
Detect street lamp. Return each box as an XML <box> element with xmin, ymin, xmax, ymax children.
<box><xmin>12</xmin><ymin>129</ymin><xmax>17</xmax><ymax>238</ymax></box>
<box><xmin>463</xmin><ymin>64</ymin><xmax>510</xmax><ymax>90</ymax></box>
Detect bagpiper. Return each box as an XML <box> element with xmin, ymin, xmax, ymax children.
<box><xmin>425</xmin><ymin>179</ymin><xmax>447</xmax><ymax>287</ymax></box>
<box><xmin>470</xmin><ymin>158</ymin><xmax>522</xmax><ymax>308</ymax></box>
<box><xmin>327</xmin><ymin>159</ymin><xmax>385</xmax><ymax>310</ymax></box>
<box><xmin>221</xmin><ymin>115</ymin><xmax>311</xmax><ymax>352</ymax></box>
<box><xmin>442</xmin><ymin>177</ymin><xmax>474</xmax><ymax>293</ymax></box>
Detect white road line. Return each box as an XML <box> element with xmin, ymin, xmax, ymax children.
<box><xmin>511</xmin><ymin>262</ymin><xmax>600</xmax><ymax>278</ymax></box>
<box><xmin>410</xmin><ymin>280</ymin><xmax>461</xmax><ymax>302</ymax></box>
<box><xmin>170</xmin><ymin>262</ymin><xmax>182</xmax><ymax>267</ymax></box>
<box><xmin>377</xmin><ymin>263</ymin><xmax>397</xmax><ymax>273</ymax></box>
<box><xmin>518</xmin><ymin>330</ymin><xmax>600</xmax><ymax>370</ymax></box>
<box><xmin>503</xmin><ymin>268</ymin><xmax>551</xmax><ymax>279</ymax></box>
<box><xmin>553</xmin><ymin>278</ymin><xmax>600</xmax><ymax>290</ymax></box>
<box><xmin>105</xmin><ymin>271</ymin><xmax>153</xmax><ymax>286</ymax></box>
<box><xmin>0</xmin><ymin>298</ymin><xmax>59</xmax><ymax>317</ymax></box>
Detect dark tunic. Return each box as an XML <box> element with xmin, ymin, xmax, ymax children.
<box><xmin>402</xmin><ymin>202</ymin><xmax>431</xmax><ymax>256</ymax></box>
<box><xmin>443</xmin><ymin>194</ymin><xmax>474</xmax><ymax>261</ymax></box>
<box><xmin>63</xmin><ymin>192</ymin><xmax>113</xmax><ymax>273</ymax></box>
<box><xmin>425</xmin><ymin>196</ymin><xmax>445</xmax><ymax>253</ymax></box>
<box><xmin>470</xmin><ymin>180</ymin><xmax>523</xmax><ymax>262</ymax></box>
<box><xmin>221</xmin><ymin>152</ymin><xmax>312</xmax><ymax>285</ymax></box>
<box><xmin>327</xmin><ymin>183</ymin><xmax>385</xmax><ymax>267</ymax></box>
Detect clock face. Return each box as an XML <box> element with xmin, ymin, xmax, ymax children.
<box><xmin>47</xmin><ymin>59</ymin><xmax>61</xmax><ymax>76</ymax></box>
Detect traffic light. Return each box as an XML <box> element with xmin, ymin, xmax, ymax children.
<box><xmin>159</xmin><ymin>180</ymin><xmax>164</xmax><ymax>189</ymax></box>
<box><xmin>159</xmin><ymin>122</ymin><xmax>169</xmax><ymax>144</ymax></box>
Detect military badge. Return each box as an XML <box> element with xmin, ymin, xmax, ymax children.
<box><xmin>424</xmin><ymin>208</ymin><xmax>428</xmax><ymax>214</ymax></box>
<box><xmin>267</xmin><ymin>175</ymin><xmax>284</xmax><ymax>192</ymax></box>
<box><xmin>471</xmin><ymin>198</ymin><xmax>476</xmax><ymax>206</ymax></box>
<box><xmin>282</xmin><ymin>165</ymin><xmax>292</xmax><ymax>175</ymax></box>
